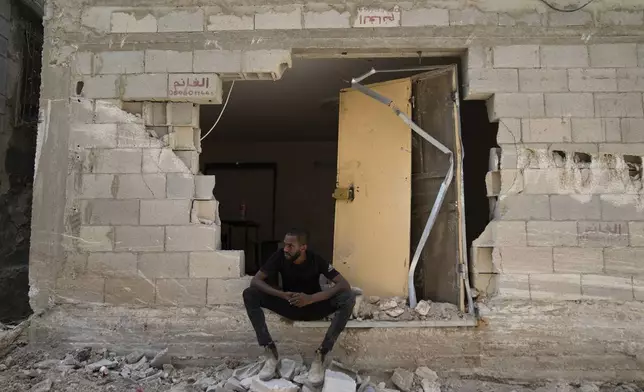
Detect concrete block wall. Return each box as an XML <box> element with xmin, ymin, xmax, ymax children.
<box><xmin>58</xmin><ymin>97</ymin><xmax>246</xmax><ymax>306</ymax></box>
<box><xmin>469</xmin><ymin>44</ymin><xmax>644</xmax><ymax>303</ymax></box>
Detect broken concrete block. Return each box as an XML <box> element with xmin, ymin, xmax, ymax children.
<box><xmin>194</xmin><ymin>175</ymin><xmax>216</xmax><ymax>200</ymax></box>
<box><xmin>385</xmin><ymin>308</ymin><xmax>404</xmax><ymax>318</ymax></box>
<box><xmin>224</xmin><ymin>376</ymin><xmax>246</xmax><ymax>391</ymax></box>
<box><xmin>379</xmin><ymin>298</ymin><xmax>397</xmax><ymax>310</ymax></box>
<box><xmin>116</xmin><ymin>173</ymin><xmax>166</xmax><ymax>199</ymax></box>
<box><xmin>391</xmin><ymin>368</ymin><xmax>414</xmax><ymax>392</ymax></box>
<box><xmin>150</xmin><ymin>348</ymin><xmax>170</xmax><ymax>369</ymax></box>
<box><xmin>143</xmin><ymin>102</ymin><xmax>167</xmax><ymax>126</ymax></box>
<box><xmin>30</xmin><ymin>378</ymin><xmax>53</xmax><ymax>392</ymax></box>
<box><xmin>195</xmin><ymin>376</ymin><xmax>218</xmax><ymax>390</ymax></box>
<box><xmin>175</xmin><ymin>150</ymin><xmax>200</xmax><ymax>174</ymax></box>
<box><xmin>278</xmin><ymin>358</ymin><xmax>296</xmax><ymax>380</ymax></box>
<box><xmin>322</xmin><ymin>370</ymin><xmax>356</xmax><ymax>392</ymax></box>
<box><xmin>142</xmin><ymin>149</ymin><xmax>190</xmax><ymax>173</ymax></box>
<box><xmin>167</xmin><ymin>173</ymin><xmax>195</xmax><ymax>199</ymax></box>
<box><xmin>172</xmin><ymin>126</ymin><xmax>198</xmax><ymax>150</ymax></box>
<box><xmin>233</xmin><ymin>361</ymin><xmax>264</xmax><ymax>380</ymax></box>
<box><xmin>415</xmin><ymin>366</ymin><xmax>438</xmax><ymax>382</ymax></box>
<box><xmin>167</xmin><ymin>102</ymin><xmax>199</xmax><ymax>126</ymax></box>
<box><xmin>111</xmin><ymin>11</ymin><xmax>157</xmax><ymax>33</ymax></box>
<box><xmin>86</xmin><ymin>359</ymin><xmax>118</xmax><ymax>372</ymax></box>
<box><xmin>421</xmin><ymin>379</ymin><xmax>441</xmax><ymax>392</ymax></box>
<box><xmin>242</xmin><ymin>50</ymin><xmax>292</xmax><ymax>81</ymax></box>
<box><xmin>414</xmin><ymin>300</ymin><xmax>431</xmax><ymax>317</ymax></box>
<box><xmin>191</xmin><ymin>200</ymin><xmax>219</xmax><ymax>225</ymax></box>
<box><xmin>125</xmin><ymin>351</ymin><xmax>144</xmax><ymax>364</ymax></box>
<box><xmin>251</xmin><ymin>378</ymin><xmax>300</xmax><ymax>392</ymax></box>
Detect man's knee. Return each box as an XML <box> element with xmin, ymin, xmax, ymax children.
<box><xmin>334</xmin><ymin>290</ymin><xmax>356</xmax><ymax>308</ymax></box>
<box><xmin>243</xmin><ymin>286</ymin><xmax>261</xmax><ymax>305</ymax></box>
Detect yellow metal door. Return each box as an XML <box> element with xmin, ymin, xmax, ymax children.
<box><xmin>333</xmin><ymin>78</ymin><xmax>412</xmax><ymax>297</ymax></box>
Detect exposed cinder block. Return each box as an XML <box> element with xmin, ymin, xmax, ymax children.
<box><xmin>81</xmin><ymin>199</ymin><xmax>140</xmax><ymax>225</ymax></box>
<box><xmin>255</xmin><ymin>8</ymin><xmax>302</xmax><ymax>30</ymax></box>
<box><xmin>578</xmin><ymin>221</ymin><xmax>629</xmax><ymax>247</ymax></box>
<box><xmin>174</xmin><ymin>150</ymin><xmax>200</xmax><ymax>174</ymax></box>
<box><xmin>79</xmin><ymin>226</ymin><xmax>114</xmax><ymax>252</ymax></box>
<box><xmin>605</xmin><ymin>247</ymin><xmax>644</xmax><ymax>277</ymax></box>
<box><xmin>138</xmin><ymin>253</ymin><xmax>189</xmax><ymax>278</ymax></box>
<box><xmin>603</xmin><ymin>119</ymin><xmax>623</xmax><ymax>142</ymax></box>
<box><xmin>79</xmin><ymin>174</ymin><xmax>115</xmax><ymax>199</ymax></box>
<box><xmin>568</xmin><ymin>68</ymin><xmax>617</xmax><ymax>92</ymax></box>
<box><xmin>473</xmin><ymin>221</ymin><xmax>527</xmax><ymax>247</ymax></box>
<box><xmin>621</xmin><ymin>119</ymin><xmax>644</xmax><ymax>143</ymax></box>
<box><xmin>498</xmin><ymin>246</ymin><xmax>553</xmax><ymax>273</ymax></box>
<box><xmin>71</xmin><ymin>52</ymin><xmax>92</xmax><ymax>75</ymax></box>
<box><xmin>142</xmin><ymin>149</ymin><xmax>190</xmax><ymax>174</ymax></box>
<box><xmin>81</xmin><ymin>6</ymin><xmax>115</xmax><ymax>33</ymax></box>
<box><xmin>140</xmin><ymin>199</ymin><xmax>191</xmax><ymax>225</ymax></box>
<box><xmin>115</xmin><ymin>174</ymin><xmax>166</xmax><ymax>199</ymax></box>
<box><xmin>166</xmin><ymin>225</ymin><xmax>221</xmax><ymax>252</ymax></box>
<box><xmin>87</xmin><ymin>252</ymin><xmax>137</xmax><ymax>277</ymax></box>
<box><xmin>167</xmin><ymin>103</ymin><xmax>199</xmax><ymax>126</ymax></box>
<box><xmin>599</xmin><ymin>143</ymin><xmax>644</xmax><ymax>156</ymax></box>
<box><xmin>486</xmin><ymin>170</ymin><xmax>523</xmax><ymax>195</ymax></box>
<box><xmin>105</xmin><ymin>278</ymin><xmax>155</xmax><ymax>305</ymax></box>
<box><xmin>449</xmin><ymin>8</ymin><xmax>498</xmax><ymax>26</ymax></box>
<box><xmin>194</xmin><ymin>175</ymin><xmax>215</xmax><ymax>200</ymax></box>
<box><xmin>207</xmin><ymin>276</ymin><xmax>252</xmax><ymax>305</ymax></box>
<box><xmin>81</xmin><ymin>75</ymin><xmax>120</xmax><ymax>99</ymax></box>
<box><xmin>114</xmin><ymin>226</ymin><xmax>164</xmax><ymax>252</ymax></box>
<box><xmin>465</xmin><ymin>68</ymin><xmax>518</xmax><ymax>99</ymax></box>
<box><xmin>548</xmin><ymin>11</ymin><xmax>592</xmax><ymax>27</ymax></box>
<box><xmin>595</xmin><ymin>93</ymin><xmax>644</xmax><ymax>117</ymax></box>
<box><xmin>554</xmin><ymin>247</ymin><xmax>603</xmax><ymax>274</ymax></box>
<box><xmin>571</xmin><ymin>119</ymin><xmax>604</xmax><ymax>143</ymax></box>
<box><xmin>465</xmin><ymin>46</ymin><xmax>492</xmax><ymax>69</ymax></box>
<box><xmin>629</xmin><ymin>222</ymin><xmax>644</xmax><ymax>246</ymax></box>
<box><xmin>145</xmin><ymin>50</ymin><xmax>193</xmax><ymax>73</ymax></box>
<box><xmin>523</xmin><ymin>169</ymin><xmax>568</xmax><ymax>194</ymax></box>
<box><xmin>617</xmin><ymin>68</ymin><xmax>644</xmax><ymax>93</ymax></box>
<box><xmin>471</xmin><ymin>246</ymin><xmax>497</xmax><ymax>274</ymax></box>
<box><xmin>540</xmin><ymin>45</ymin><xmax>589</xmax><ymax>68</ymax></box>
<box><xmin>190</xmin><ymin>250</ymin><xmax>244</xmax><ymax>278</ymax></box>
<box><xmin>123</xmin><ymin>74</ymin><xmax>168</xmax><ymax>100</ymax></box>
<box><xmin>527</xmin><ymin>221</ymin><xmax>578</xmax><ymax>246</ymax></box>
<box><xmin>518</xmin><ymin>69</ymin><xmax>567</xmax><ymax>93</ymax></box>
<box><xmin>545</xmin><ymin>93</ymin><xmax>594</xmax><ymax>117</ymax></box>
<box><xmin>550</xmin><ymin>195</ymin><xmax>601</xmax><ymax>221</ymax></box>
<box><xmin>487</xmin><ymin>93</ymin><xmax>544</xmax><ymax>121</ymax></box>
<box><xmin>193</xmin><ymin>50</ymin><xmax>242</xmax><ymax>74</ymax></box>
<box><xmin>191</xmin><ymin>200</ymin><xmax>219</xmax><ymax>224</ymax></box>
<box><xmin>530</xmin><ymin>273</ymin><xmax>581</xmax><ymax>301</ymax></box>
<box><xmin>167</xmin><ymin>173</ymin><xmax>194</xmax><ymax>199</ymax></box>
<box><xmin>88</xmin><ymin>149</ymin><xmax>143</xmax><ymax>174</ymax></box>
<box><xmin>170</xmin><ymin>126</ymin><xmax>197</xmax><ymax>150</ymax></box>
<box><xmin>242</xmin><ymin>50</ymin><xmax>292</xmax><ymax>80</ymax></box>
<box><xmin>158</xmin><ymin>9</ymin><xmax>204</xmax><ymax>32</ymax></box>
<box><xmin>143</xmin><ymin>102</ymin><xmax>167</xmax><ymax>126</ymax></box>
<box><xmin>496</xmin><ymin>273</ymin><xmax>530</xmax><ymax>299</ymax></box>
<box><xmin>582</xmin><ymin>275</ymin><xmax>634</xmax><ymax>301</ymax></box>
<box><xmin>156</xmin><ymin>278</ymin><xmax>207</xmax><ymax>306</ymax></box>
<box><xmin>94</xmin><ymin>51</ymin><xmax>144</xmax><ymax>75</ymax></box>
<box><xmin>70</xmin><ymin>124</ymin><xmax>118</xmax><ymax>149</ymax></box>
<box><xmin>601</xmin><ymin>195</ymin><xmax>644</xmax><ymax>221</ymax></box>
<box><xmin>304</xmin><ymin>10</ymin><xmax>351</xmax><ymax>28</ymax></box>
<box><xmin>55</xmin><ymin>277</ymin><xmax>105</xmax><ymax>304</ymax></box>
<box><xmin>493</xmin><ymin>45</ymin><xmax>539</xmax><ymax>68</ymax></box>
<box><xmin>522</xmin><ymin>118</ymin><xmax>571</xmax><ymax>143</ymax></box>
<box><xmin>497</xmin><ymin>119</ymin><xmax>521</xmax><ymax>144</ymax></box>
<box><xmin>635</xmin><ymin>279</ymin><xmax>644</xmax><ymax>301</ymax></box>
<box><xmin>207</xmin><ymin>14</ymin><xmax>254</xmax><ymax>31</ymax></box>
<box><xmin>598</xmin><ymin>10</ymin><xmax>644</xmax><ymax>26</ymax></box>
<box><xmin>498</xmin><ymin>11</ymin><xmax>546</xmax><ymax>27</ymax></box>
<box><xmin>111</xmin><ymin>11</ymin><xmax>157</xmax><ymax>33</ymax></box>
<box><xmin>496</xmin><ymin>195</ymin><xmax>550</xmax><ymax>220</ymax></box>
<box><xmin>589</xmin><ymin>44</ymin><xmax>638</xmax><ymax>68</ymax></box>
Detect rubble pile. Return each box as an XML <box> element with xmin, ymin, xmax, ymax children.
<box><xmin>349</xmin><ymin>296</ymin><xmax>464</xmax><ymax>322</ymax></box>
<box><xmin>0</xmin><ymin>344</ymin><xmax>642</xmax><ymax>392</ymax></box>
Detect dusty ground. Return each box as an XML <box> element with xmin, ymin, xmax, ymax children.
<box><xmin>0</xmin><ymin>339</ymin><xmax>643</xmax><ymax>392</ymax></box>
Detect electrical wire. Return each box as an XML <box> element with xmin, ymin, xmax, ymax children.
<box><xmin>200</xmin><ymin>80</ymin><xmax>236</xmax><ymax>141</ymax></box>
<box><xmin>538</xmin><ymin>0</ymin><xmax>595</xmax><ymax>12</ymax></box>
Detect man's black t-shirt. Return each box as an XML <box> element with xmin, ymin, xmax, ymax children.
<box><xmin>260</xmin><ymin>250</ymin><xmax>339</xmax><ymax>294</ymax></box>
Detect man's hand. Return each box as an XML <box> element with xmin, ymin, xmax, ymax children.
<box><xmin>281</xmin><ymin>292</ymin><xmax>296</xmax><ymax>301</ymax></box>
<box><xmin>289</xmin><ymin>293</ymin><xmax>315</xmax><ymax>307</ymax></box>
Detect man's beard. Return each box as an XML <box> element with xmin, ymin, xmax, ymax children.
<box><xmin>285</xmin><ymin>250</ymin><xmax>300</xmax><ymax>261</ymax></box>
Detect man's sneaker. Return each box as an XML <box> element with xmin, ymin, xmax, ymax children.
<box><xmin>259</xmin><ymin>348</ymin><xmax>278</xmax><ymax>381</ymax></box>
<box><xmin>307</xmin><ymin>350</ymin><xmax>325</xmax><ymax>386</ymax></box>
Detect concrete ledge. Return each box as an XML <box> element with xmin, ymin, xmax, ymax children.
<box><xmin>27</xmin><ymin>300</ymin><xmax>644</xmax><ymax>381</ymax></box>
<box><xmin>294</xmin><ymin>319</ymin><xmax>477</xmax><ymax>328</ymax></box>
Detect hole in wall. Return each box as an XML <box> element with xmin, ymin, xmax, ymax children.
<box><xmin>75</xmin><ymin>81</ymin><xmax>84</xmax><ymax>95</ymax></box>
<box><xmin>552</xmin><ymin>150</ymin><xmax>566</xmax><ymax>167</ymax></box>
<box><xmin>573</xmin><ymin>152</ymin><xmax>592</xmax><ymax>167</ymax></box>
<box><xmin>625</xmin><ymin>155</ymin><xmax>643</xmax><ymax>180</ymax></box>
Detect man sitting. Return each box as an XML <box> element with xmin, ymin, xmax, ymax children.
<box><xmin>242</xmin><ymin>229</ymin><xmax>356</xmax><ymax>386</ymax></box>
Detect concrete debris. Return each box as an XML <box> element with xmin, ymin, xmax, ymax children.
<box><xmin>30</xmin><ymin>378</ymin><xmax>53</xmax><ymax>392</ymax></box>
<box><xmin>367</xmin><ymin>296</ymin><xmax>380</xmax><ymax>304</ymax></box>
<box><xmin>33</xmin><ymin>359</ymin><xmax>60</xmax><ymax>369</ymax></box>
<box><xmin>225</xmin><ymin>376</ymin><xmax>247</xmax><ymax>391</ymax></box>
<box><xmin>150</xmin><ymin>347</ymin><xmax>171</xmax><ymax>368</ymax></box>
<box><xmin>251</xmin><ymin>377</ymin><xmax>300</xmax><ymax>392</ymax></box>
<box><xmin>379</xmin><ymin>299</ymin><xmax>398</xmax><ymax>311</ymax></box>
<box><xmin>414</xmin><ymin>300</ymin><xmax>431</xmax><ymax>317</ymax></box>
<box><xmin>126</xmin><ymin>350</ymin><xmax>145</xmax><ymax>364</ymax></box>
<box><xmin>233</xmin><ymin>361</ymin><xmax>264</xmax><ymax>380</ymax></box>
<box><xmin>579</xmin><ymin>384</ymin><xmax>600</xmax><ymax>392</ymax></box>
<box><xmin>195</xmin><ymin>376</ymin><xmax>218</xmax><ymax>390</ymax></box>
<box><xmin>421</xmin><ymin>379</ymin><xmax>441</xmax><ymax>392</ymax></box>
<box><xmin>322</xmin><ymin>369</ymin><xmax>357</xmax><ymax>392</ymax></box>
<box><xmin>414</xmin><ymin>366</ymin><xmax>438</xmax><ymax>382</ymax></box>
<box><xmin>385</xmin><ymin>308</ymin><xmax>405</xmax><ymax>318</ymax></box>
<box><xmin>391</xmin><ymin>368</ymin><xmax>414</xmax><ymax>392</ymax></box>
<box><xmin>278</xmin><ymin>358</ymin><xmax>297</xmax><ymax>380</ymax></box>
<box><xmin>86</xmin><ymin>358</ymin><xmax>118</xmax><ymax>372</ymax></box>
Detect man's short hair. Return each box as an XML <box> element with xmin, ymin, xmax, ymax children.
<box><xmin>286</xmin><ymin>229</ymin><xmax>309</xmax><ymax>245</ymax></box>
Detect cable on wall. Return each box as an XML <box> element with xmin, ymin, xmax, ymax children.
<box><xmin>538</xmin><ymin>0</ymin><xmax>595</xmax><ymax>12</ymax></box>
<box><xmin>200</xmin><ymin>80</ymin><xmax>236</xmax><ymax>142</ymax></box>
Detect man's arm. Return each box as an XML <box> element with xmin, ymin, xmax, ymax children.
<box><xmin>291</xmin><ymin>274</ymin><xmax>351</xmax><ymax>307</ymax></box>
<box><xmin>251</xmin><ymin>270</ymin><xmax>293</xmax><ymax>300</ymax></box>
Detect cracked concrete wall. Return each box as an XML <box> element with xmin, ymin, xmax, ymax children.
<box><xmin>27</xmin><ymin>0</ymin><xmax>644</xmax><ymax>376</ymax></box>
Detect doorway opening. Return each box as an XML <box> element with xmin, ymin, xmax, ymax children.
<box><xmin>199</xmin><ymin>56</ymin><xmax>494</xmax><ymax>309</ymax></box>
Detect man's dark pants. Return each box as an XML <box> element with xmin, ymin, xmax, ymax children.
<box><xmin>243</xmin><ymin>286</ymin><xmax>356</xmax><ymax>353</ymax></box>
